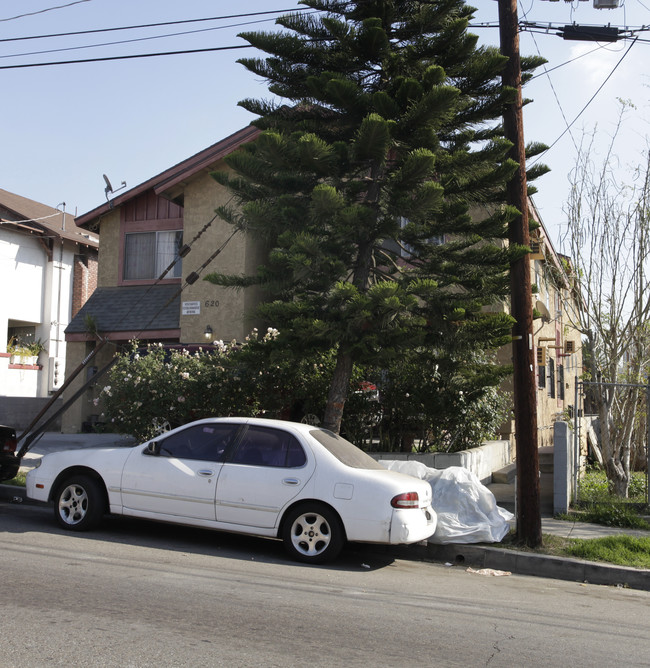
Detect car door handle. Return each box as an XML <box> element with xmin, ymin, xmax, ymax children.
<box><xmin>282</xmin><ymin>478</ymin><xmax>300</xmax><ymax>486</ymax></box>
<box><xmin>197</xmin><ymin>469</ymin><xmax>214</xmax><ymax>477</ymax></box>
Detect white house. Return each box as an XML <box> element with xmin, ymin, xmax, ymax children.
<box><xmin>0</xmin><ymin>189</ymin><xmax>98</xmax><ymax>410</ymax></box>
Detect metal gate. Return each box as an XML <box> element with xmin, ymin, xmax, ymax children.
<box><xmin>574</xmin><ymin>380</ymin><xmax>649</xmax><ymax>506</ymax></box>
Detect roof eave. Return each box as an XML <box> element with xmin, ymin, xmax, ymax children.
<box><xmin>75</xmin><ymin>124</ymin><xmax>260</xmax><ymax>230</ymax></box>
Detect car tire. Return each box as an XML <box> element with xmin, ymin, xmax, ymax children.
<box><xmin>282</xmin><ymin>503</ymin><xmax>345</xmax><ymax>564</ymax></box>
<box><xmin>54</xmin><ymin>475</ymin><xmax>106</xmax><ymax>531</ymax></box>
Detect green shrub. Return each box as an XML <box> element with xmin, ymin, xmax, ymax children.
<box><xmin>577</xmin><ymin>504</ymin><xmax>650</xmax><ymax>530</ymax></box>
<box><xmin>578</xmin><ymin>469</ymin><xmax>647</xmax><ymax>504</ymax></box>
<box><xmin>97</xmin><ymin>330</ymin><xmax>511</xmax><ymax>451</ymax></box>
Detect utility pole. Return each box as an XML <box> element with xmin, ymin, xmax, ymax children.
<box><xmin>498</xmin><ymin>0</ymin><xmax>542</xmax><ymax>547</ymax></box>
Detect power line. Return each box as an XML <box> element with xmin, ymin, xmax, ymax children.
<box><xmin>0</xmin><ymin>8</ymin><xmax>310</xmax><ymax>43</ymax></box>
<box><xmin>469</xmin><ymin>20</ymin><xmax>650</xmax><ymax>37</ymax></box>
<box><xmin>530</xmin><ymin>36</ymin><xmax>639</xmax><ymax>164</ymax></box>
<box><xmin>528</xmin><ymin>42</ymin><xmax>612</xmax><ymax>80</ymax></box>
<box><xmin>2</xmin><ymin>10</ymin><xmax>647</xmax><ymax>70</ymax></box>
<box><xmin>1</xmin><ymin>17</ymin><xmax>278</xmax><ymax>61</ymax></box>
<box><xmin>0</xmin><ymin>0</ymin><xmax>92</xmax><ymax>23</ymax></box>
<box><xmin>525</xmin><ymin>21</ymin><xmax>581</xmax><ymax>157</ymax></box>
<box><xmin>0</xmin><ymin>43</ymin><xmax>255</xmax><ymax>70</ymax></box>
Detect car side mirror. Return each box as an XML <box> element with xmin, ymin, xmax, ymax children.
<box><xmin>144</xmin><ymin>441</ymin><xmax>161</xmax><ymax>456</ymax></box>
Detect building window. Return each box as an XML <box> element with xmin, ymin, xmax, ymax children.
<box><xmin>558</xmin><ymin>364</ymin><xmax>565</xmax><ymax>400</ymax></box>
<box><xmin>548</xmin><ymin>357</ymin><xmax>556</xmax><ymax>399</ymax></box>
<box><xmin>123</xmin><ymin>230</ymin><xmax>182</xmax><ymax>281</ymax></box>
<box><xmin>386</xmin><ymin>217</ymin><xmax>445</xmax><ymax>259</ymax></box>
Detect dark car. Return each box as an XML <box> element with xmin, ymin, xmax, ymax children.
<box><xmin>0</xmin><ymin>425</ymin><xmax>20</xmax><ymax>482</ymax></box>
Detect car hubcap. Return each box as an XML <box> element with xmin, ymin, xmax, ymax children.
<box><xmin>58</xmin><ymin>484</ymin><xmax>88</xmax><ymax>525</ymax></box>
<box><xmin>290</xmin><ymin>512</ymin><xmax>331</xmax><ymax>557</ymax></box>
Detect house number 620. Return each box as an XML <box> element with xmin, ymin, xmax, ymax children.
<box><xmin>204</xmin><ymin>300</ymin><xmax>220</xmax><ymax>308</ymax></box>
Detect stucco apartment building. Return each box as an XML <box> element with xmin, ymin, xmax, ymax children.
<box><xmin>493</xmin><ymin>203</ymin><xmax>583</xmax><ymax>449</ymax></box>
<box><xmin>63</xmin><ymin>126</ymin><xmax>265</xmax><ymax>432</ymax></box>
<box><xmin>0</xmin><ymin>189</ymin><xmax>98</xmax><ymax>421</ymax></box>
<box><xmin>63</xmin><ymin>126</ymin><xmax>583</xmax><ymax>446</ymax></box>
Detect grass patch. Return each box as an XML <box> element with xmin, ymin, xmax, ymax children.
<box><xmin>564</xmin><ymin>535</ymin><xmax>650</xmax><ymax>569</ymax></box>
<box><xmin>1</xmin><ymin>472</ymin><xmax>26</xmax><ymax>487</ymax></box>
<box><xmin>579</xmin><ymin>469</ymin><xmax>647</xmax><ymax>504</ymax></box>
<box><xmin>557</xmin><ymin>507</ymin><xmax>650</xmax><ymax>530</ymax></box>
<box><xmin>500</xmin><ymin>532</ymin><xmax>572</xmax><ymax>556</ymax></box>
<box><xmin>566</xmin><ymin>468</ymin><xmax>650</xmax><ymax>529</ymax></box>
<box><xmin>499</xmin><ymin>530</ymin><xmax>650</xmax><ymax>569</ymax></box>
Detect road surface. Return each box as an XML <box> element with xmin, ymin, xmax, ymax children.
<box><xmin>2</xmin><ymin>501</ymin><xmax>648</xmax><ymax>667</ymax></box>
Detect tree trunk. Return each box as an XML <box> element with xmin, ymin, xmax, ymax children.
<box><xmin>322</xmin><ymin>349</ymin><xmax>354</xmax><ymax>434</ymax></box>
<box><xmin>604</xmin><ymin>457</ymin><xmax>629</xmax><ymax>498</ymax></box>
<box><xmin>595</xmin><ymin>379</ymin><xmax>632</xmax><ymax>498</ymax></box>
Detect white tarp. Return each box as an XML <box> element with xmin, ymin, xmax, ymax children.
<box><xmin>380</xmin><ymin>460</ymin><xmax>513</xmax><ymax>544</ymax></box>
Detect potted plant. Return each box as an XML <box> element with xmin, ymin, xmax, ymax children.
<box><xmin>25</xmin><ymin>339</ymin><xmax>45</xmax><ymax>365</ymax></box>
<box><xmin>7</xmin><ymin>337</ymin><xmax>21</xmax><ymax>364</ymax></box>
<box><xmin>6</xmin><ymin>337</ymin><xmax>45</xmax><ymax>365</ymax></box>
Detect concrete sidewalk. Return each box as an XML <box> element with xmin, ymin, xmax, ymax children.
<box><xmin>2</xmin><ymin>432</ymin><xmax>649</xmax><ymax>591</ymax></box>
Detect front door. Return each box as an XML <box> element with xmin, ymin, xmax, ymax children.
<box><xmin>121</xmin><ymin>422</ymin><xmax>238</xmax><ymax>521</ymax></box>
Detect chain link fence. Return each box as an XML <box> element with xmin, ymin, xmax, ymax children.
<box><xmin>574</xmin><ymin>380</ymin><xmax>649</xmax><ymax>508</ymax></box>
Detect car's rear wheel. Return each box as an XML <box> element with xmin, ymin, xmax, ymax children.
<box><xmin>54</xmin><ymin>475</ymin><xmax>106</xmax><ymax>531</ymax></box>
<box><xmin>282</xmin><ymin>503</ymin><xmax>344</xmax><ymax>564</ymax></box>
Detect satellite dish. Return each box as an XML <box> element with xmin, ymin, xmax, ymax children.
<box><xmin>103</xmin><ymin>174</ymin><xmax>127</xmax><ymax>203</ymax></box>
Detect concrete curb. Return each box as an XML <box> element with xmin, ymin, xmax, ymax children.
<box><xmin>0</xmin><ymin>483</ymin><xmax>28</xmax><ymax>504</ymax></box>
<box><xmin>399</xmin><ymin>542</ymin><xmax>650</xmax><ymax>592</ymax></box>
<box><xmin>2</xmin><ymin>483</ymin><xmax>648</xmax><ymax>590</ymax></box>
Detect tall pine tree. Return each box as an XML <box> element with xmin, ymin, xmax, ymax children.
<box><xmin>206</xmin><ymin>0</ymin><xmax>546</xmax><ymax>433</ymax></box>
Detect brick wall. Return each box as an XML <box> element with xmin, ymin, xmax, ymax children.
<box><xmin>72</xmin><ymin>250</ymin><xmax>98</xmax><ymax>317</ymax></box>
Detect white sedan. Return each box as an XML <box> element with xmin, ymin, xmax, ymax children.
<box><xmin>26</xmin><ymin>417</ymin><xmax>436</xmax><ymax>563</ymax></box>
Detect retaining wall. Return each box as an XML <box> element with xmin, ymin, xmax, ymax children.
<box><xmin>0</xmin><ymin>397</ymin><xmax>63</xmax><ymax>432</ymax></box>
<box><xmin>371</xmin><ymin>439</ymin><xmax>512</xmax><ymax>484</ymax></box>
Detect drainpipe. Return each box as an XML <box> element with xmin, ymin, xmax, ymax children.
<box><xmin>54</xmin><ymin>203</ymin><xmax>65</xmax><ymax>387</ymax></box>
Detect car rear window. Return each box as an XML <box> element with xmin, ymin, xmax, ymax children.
<box><xmin>309</xmin><ymin>429</ymin><xmax>385</xmax><ymax>470</ymax></box>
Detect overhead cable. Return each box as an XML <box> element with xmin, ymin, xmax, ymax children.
<box><xmin>530</xmin><ymin>36</ymin><xmax>639</xmax><ymax>164</ymax></box>
<box><xmin>0</xmin><ymin>0</ymin><xmax>92</xmax><ymax>23</ymax></box>
<box><xmin>1</xmin><ymin>17</ymin><xmax>278</xmax><ymax>60</ymax></box>
<box><xmin>0</xmin><ymin>8</ymin><xmax>310</xmax><ymax>43</ymax></box>
<box><xmin>0</xmin><ymin>43</ymin><xmax>255</xmax><ymax>70</ymax></box>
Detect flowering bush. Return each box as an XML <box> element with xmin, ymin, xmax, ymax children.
<box><xmin>97</xmin><ymin>328</ymin><xmax>508</xmax><ymax>451</ymax></box>
<box><xmin>98</xmin><ymin>329</ymin><xmax>338</xmax><ymax>440</ymax></box>
<box><xmin>99</xmin><ymin>337</ymin><xmax>260</xmax><ymax>440</ymax></box>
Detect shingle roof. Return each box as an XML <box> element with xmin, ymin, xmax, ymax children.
<box><xmin>65</xmin><ymin>285</ymin><xmax>180</xmax><ymax>335</ymax></box>
<box><xmin>0</xmin><ymin>188</ymin><xmax>98</xmax><ymax>248</ymax></box>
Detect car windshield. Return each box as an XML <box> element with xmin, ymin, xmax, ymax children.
<box><xmin>309</xmin><ymin>429</ymin><xmax>385</xmax><ymax>470</ymax></box>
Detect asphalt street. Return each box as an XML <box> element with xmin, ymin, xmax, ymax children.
<box><xmin>4</xmin><ymin>432</ymin><xmax>650</xmax><ymax>591</ymax></box>
<box><xmin>2</xmin><ymin>501</ymin><xmax>650</xmax><ymax>668</ymax></box>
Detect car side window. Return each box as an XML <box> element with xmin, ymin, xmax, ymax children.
<box><xmin>230</xmin><ymin>426</ymin><xmax>306</xmax><ymax>468</ymax></box>
<box><xmin>158</xmin><ymin>424</ymin><xmax>237</xmax><ymax>462</ymax></box>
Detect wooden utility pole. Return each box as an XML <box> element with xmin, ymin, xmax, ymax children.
<box><xmin>498</xmin><ymin>0</ymin><xmax>542</xmax><ymax>547</ymax></box>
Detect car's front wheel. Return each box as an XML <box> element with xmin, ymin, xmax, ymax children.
<box><xmin>282</xmin><ymin>503</ymin><xmax>345</xmax><ymax>564</ymax></box>
<box><xmin>54</xmin><ymin>475</ymin><xmax>106</xmax><ymax>531</ymax></box>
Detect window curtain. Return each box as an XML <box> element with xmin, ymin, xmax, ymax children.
<box><xmin>156</xmin><ymin>231</ymin><xmax>182</xmax><ymax>278</ymax></box>
<box><xmin>124</xmin><ymin>233</ymin><xmax>155</xmax><ymax>280</ymax></box>
<box><xmin>124</xmin><ymin>231</ymin><xmax>182</xmax><ymax>280</ymax></box>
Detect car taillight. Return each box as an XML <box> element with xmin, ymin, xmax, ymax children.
<box><xmin>391</xmin><ymin>492</ymin><xmax>419</xmax><ymax>508</ymax></box>
<box><xmin>2</xmin><ymin>436</ymin><xmax>17</xmax><ymax>454</ymax></box>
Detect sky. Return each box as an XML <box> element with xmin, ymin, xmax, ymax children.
<box><xmin>1</xmin><ymin>0</ymin><xmax>649</xmax><ymax>251</ymax></box>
